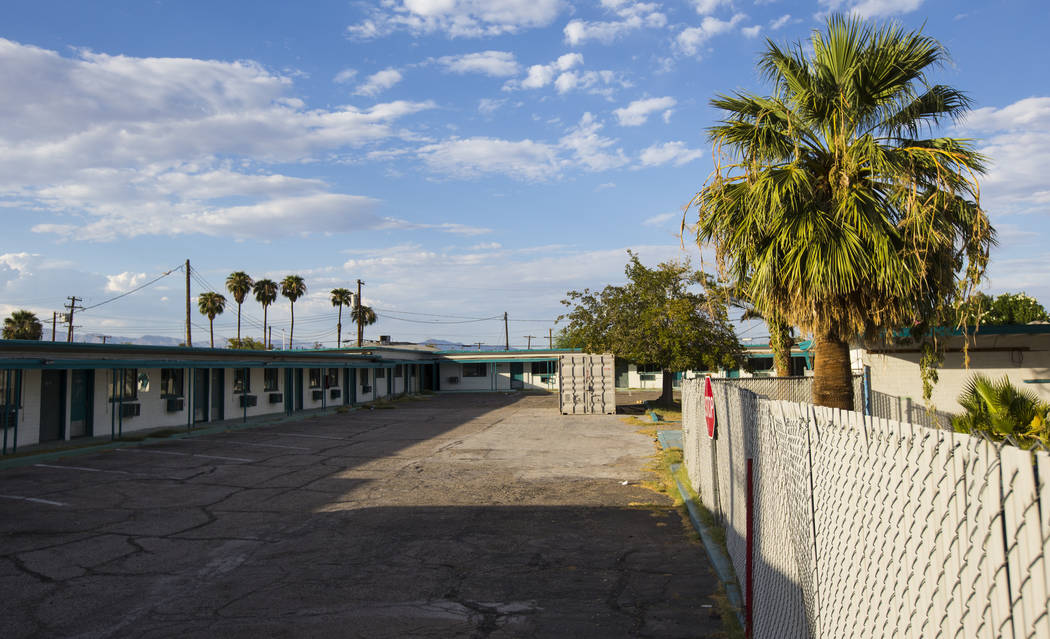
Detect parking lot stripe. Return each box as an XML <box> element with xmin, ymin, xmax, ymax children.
<box><xmin>118</xmin><ymin>449</ymin><xmax>254</xmax><ymax>463</ymax></box>
<box><xmin>0</xmin><ymin>495</ymin><xmax>68</xmax><ymax>507</ymax></box>
<box><xmin>207</xmin><ymin>441</ymin><xmax>311</xmax><ymax>451</ymax></box>
<box><xmin>269</xmin><ymin>432</ymin><xmax>348</xmax><ymax>441</ymax></box>
<box><xmin>35</xmin><ymin>463</ymin><xmax>133</xmax><ymax>475</ymax></box>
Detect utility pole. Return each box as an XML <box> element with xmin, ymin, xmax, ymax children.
<box><xmin>548</xmin><ymin>328</ymin><xmax>553</xmax><ymax>349</ymax></box>
<box><xmin>185</xmin><ymin>259</ymin><xmax>192</xmax><ymax>347</ymax></box>
<box><xmin>52</xmin><ymin>312</ymin><xmax>57</xmax><ymax>342</ymax></box>
<box><xmin>503</xmin><ymin>312</ymin><xmax>509</xmax><ymax>351</ymax></box>
<box><xmin>356</xmin><ymin>279</ymin><xmax>364</xmax><ymax>347</ymax></box>
<box><xmin>475</xmin><ymin>342</ymin><xmax>482</xmax><ymax>351</ymax></box>
<box><xmin>100</xmin><ymin>335</ymin><xmax>110</xmax><ymax>344</ymax></box>
<box><xmin>523</xmin><ymin>335</ymin><xmax>536</xmax><ymax>350</ymax></box>
<box><xmin>65</xmin><ymin>296</ymin><xmax>81</xmax><ymax>343</ymax></box>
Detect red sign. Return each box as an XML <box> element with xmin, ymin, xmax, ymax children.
<box><xmin>703</xmin><ymin>377</ymin><xmax>716</xmax><ymax>438</ymax></box>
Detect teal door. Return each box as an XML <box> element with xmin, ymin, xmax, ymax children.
<box><xmin>284</xmin><ymin>369</ymin><xmax>294</xmax><ymax>413</ymax></box>
<box><xmin>194</xmin><ymin>369</ymin><xmax>209</xmax><ymax>422</ymax></box>
<box><xmin>510</xmin><ymin>362</ymin><xmax>524</xmax><ymax>389</ymax></box>
<box><xmin>69</xmin><ymin>370</ymin><xmax>94</xmax><ymax>438</ymax></box>
<box><xmin>210</xmin><ymin>369</ymin><xmax>224</xmax><ymax>421</ymax></box>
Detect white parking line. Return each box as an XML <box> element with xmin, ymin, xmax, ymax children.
<box><xmin>0</xmin><ymin>494</ymin><xmax>68</xmax><ymax>507</ymax></box>
<box><xmin>35</xmin><ymin>463</ymin><xmax>134</xmax><ymax>475</ymax></box>
<box><xmin>269</xmin><ymin>432</ymin><xmax>347</xmax><ymax>441</ymax></box>
<box><xmin>118</xmin><ymin>449</ymin><xmax>254</xmax><ymax>463</ymax></box>
<box><xmin>212</xmin><ymin>441</ymin><xmax>311</xmax><ymax>451</ymax></box>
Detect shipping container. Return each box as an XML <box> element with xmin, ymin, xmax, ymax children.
<box><xmin>558</xmin><ymin>353</ymin><xmax>616</xmax><ymax>415</ymax></box>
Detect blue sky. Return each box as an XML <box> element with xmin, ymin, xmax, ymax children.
<box><xmin>1</xmin><ymin>0</ymin><xmax>1048</xmax><ymax>347</ymax></box>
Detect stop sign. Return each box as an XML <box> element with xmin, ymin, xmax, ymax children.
<box><xmin>703</xmin><ymin>377</ymin><xmax>716</xmax><ymax>438</ymax></box>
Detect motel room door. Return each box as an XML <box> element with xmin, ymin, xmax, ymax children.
<box><xmin>510</xmin><ymin>363</ymin><xmax>524</xmax><ymax>390</ymax></box>
<box><xmin>210</xmin><ymin>369</ymin><xmax>224</xmax><ymax>422</ymax></box>
<box><xmin>68</xmin><ymin>370</ymin><xmax>94</xmax><ymax>438</ymax></box>
<box><xmin>39</xmin><ymin>370</ymin><xmax>66</xmax><ymax>443</ymax></box>
<box><xmin>193</xmin><ymin>369</ymin><xmax>209</xmax><ymax>422</ymax></box>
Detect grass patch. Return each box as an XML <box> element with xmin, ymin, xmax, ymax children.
<box><xmin>119</xmin><ymin>427</ymin><xmax>185</xmax><ymax>442</ymax></box>
<box><xmin>362</xmin><ymin>400</ymin><xmax>397</xmax><ymax>410</ymax></box>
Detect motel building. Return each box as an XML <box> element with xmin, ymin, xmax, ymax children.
<box><xmin>0</xmin><ymin>340</ymin><xmax>582</xmax><ymax>454</ymax></box>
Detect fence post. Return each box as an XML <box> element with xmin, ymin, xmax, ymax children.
<box><xmin>863</xmin><ymin>365</ymin><xmax>872</xmax><ymax>416</ymax></box>
<box><xmin>746</xmin><ymin>456</ymin><xmax>754</xmax><ymax>638</ymax></box>
<box><xmin>905</xmin><ymin>397</ymin><xmax>913</xmax><ymax>424</ymax></box>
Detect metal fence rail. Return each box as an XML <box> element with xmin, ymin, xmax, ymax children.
<box><xmin>711</xmin><ymin>375</ymin><xmax>862</xmax><ymax>405</ymax></box>
<box><xmin>682</xmin><ymin>377</ymin><xmax>1050</xmax><ymax>639</ymax></box>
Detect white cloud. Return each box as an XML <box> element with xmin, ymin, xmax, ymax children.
<box><xmin>559</xmin><ymin>113</ymin><xmax>629</xmax><ymax>172</ymax></box>
<box><xmin>691</xmin><ymin>0</ymin><xmax>731</xmax><ymax>15</ymax></box>
<box><xmin>741</xmin><ymin>25</ymin><xmax>762</xmax><ymax>38</ymax></box>
<box><xmin>347</xmin><ymin>0</ymin><xmax>565</xmax><ymax>39</ymax></box>
<box><xmin>417</xmin><ymin>137</ymin><xmax>563</xmax><ymax>181</ymax></box>
<box><xmin>614</xmin><ymin>96</ymin><xmax>677</xmax><ymax>126</ymax></box>
<box><xmin>770</xmin><ymin>14</ymin><xmax>792</xmax><ymax>29</ymax></box>
<box><xmin>478</xmin><ymin>98</ymin><xmax>507</xmax><ymax>114</ymax></box>
<box><xmin>639</xmin><ymin>141</ymin><xmax>704</xmax><ymax>167</ymax></box>
<box><xmin>676</xmin><ymin>14</ymin><xmax>747</xmax><ymax>56</ymax></box>
<box><xmin>105</xmin><ymin>271</ymin><xmax>147</xmax><ymax>293</ymax></box>
<box><xmin>435</xmin><ymin>50</ymin><xmax>519</xmax><ymax>76</ymax></box>
<box><xmin>354</xmin><ymin>68</ymin><xmax>403</xmax><ymax>96</ymax></box>
<box><xmin>818</xmin><ymin>0</ymin><xmax>924</xmax><ymax>18</ymax></box>
<box><xmin>515</xmin><ymin>53</ymin><xmax>583</xmax><ymax>89</ymax></box>
<box><xmin>507</xmin><ymin>53</ymin><xmax>623</xmax><ymax>96</ymax></box>
<box><xmin>333</xmin><ymin>68</ymin><xmax>357</xmax><ymax>83</ymax></box>
<box><xmin>642</xmin><ymin>212</ymin><xmax>675</xmax><ymax>226</ymax></box>
<box><xmin>563</xmin><ymin>1</ymin><xmax>667</xmax><ymax>45</ymax></box>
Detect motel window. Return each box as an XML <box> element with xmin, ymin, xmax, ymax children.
<box><xmin>234</xmin><ymin>369</ymin><xmax>251</xmax><ymax>394</ymax></box>
<box><xmin>394</xmin><ymin>365</ymin><xmax>403</xmax><ymax>376</ymax></box>
<box><xmin>531</xmin><ymin>361</ymin><xmax>553</xmax><ymax>375</ymax></box>
<box><xmin>0</xmin><ymin>370</ymin><xmax>21</xmax><ymax>409</ymax></box>
<box><xmin>359</xmin><ymin>369</ymin><xmax>369</xmax><ymax>385</ymax></box>
<box><xmin>264</xmin><ymin>369</ymin><xmax>279</xmax><ymax>392</ymax></box>
<box><xmin>308</xmin><ymin>368</ymin><xmax>322</xmax><ymax>389</ymax></box>
<box><xmin>637</xmin><ymin>364</ymin><xmax>662</xmax><ymax>373</ymax></box>
<box><xmin>375</xmin><ymin>368</ymin><xmax>386</xmax><ymax>379</ymax></box>
<box><xmin>109</xmin><ymin>368</ymin><xmax>138</xmax><ymax>402</ymax></box>
<box><xmin>462</xmin><ymin>363</ymin><xmax>487</xmax><ymax>377</ymax></box>
<box><xmin>325</xmin><ymin>368</ymin><xmax>339</xmax><ymax>388</ymax></box>
<box><xmin>160</xmin><ymin>369</ymin><xmax>184</xmax><ymax>397</ymax></box>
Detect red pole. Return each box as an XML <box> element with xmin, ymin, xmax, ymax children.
<box><xmin>745</xmin><ymin>457</ymin><xmax>754</xmax><ymax>638</ymax></box>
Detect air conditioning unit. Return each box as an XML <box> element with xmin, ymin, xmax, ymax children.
<box><xmin>121</xmin><ymin>403</ymin><xmax>140</xmax><ymax>418</ymax></box>
<box><xmin>1</xmin><ymin>407</ymin><xmax>17</xmax><ymax>425</ymax></box>
<box><xmin>239</xmin><ymin>395</ymin><xmax>257</xmax><ymax>408</ymax></box>
<box><xmin>361</xmin><ymin>385</ymin><xmax>372</xmax><ymax>394</ymax></box>
<box><xmin>329</xmin><ymin>388</ymin><xmax>341</xmax><ymax>400</ymax></box>
<box><xmin>379</xmin><ymin>335</ymin><xmax>391</xmax><ymax>344</ymax></box>
<box><xmin>311</xmin><ymin>390</ymin><xmax>324</xmax><ymax>401</ymax></box>
<box><xmin>448</xmin><ymin>376</ymin><xmax>459</xmax><ymax>384</ymax></box>
<box><xmin>165</xmin><ymin>398</ymin><xmax>184</xmax><ymax>412</ymax></box>
<box><xmin>268</xmin><ymin>393</ymin><xmax>283</xmax><ymax>404</ymax></box>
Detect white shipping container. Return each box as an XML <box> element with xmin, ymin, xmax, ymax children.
<box><xmin>558</xmin><ymin>353</ymin><xmax>616</xmax><ymax>415</ymax></box>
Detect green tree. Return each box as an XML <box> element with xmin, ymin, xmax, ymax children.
<box><xmin>351</xmin><ymin>304</ymin><xmax>377</xmax><ymax>345</ymax></box>
<box><xmin>694</xmin><ymin>15</ymin><xmax>994</xmax><ymax>409</ymax></box>
<box><xmin>225</xmin><ymin>271</ymin><xmax>254</xmax><ymax>343</ymax></box>
<box><xmin>952</xmin><ymin>374</ymin><xmax>1049</xmax><ymax>446</ymax></box>
<box><xmin>226</xmin><ymin>337</ymin><xmax>266</xmax><ymax>350</ymax></box>
<box><xmin>330</xmin><ymin>288</ymin><xmax>354</xmax><ymax>347</ymax></box>
<box><xmin>252</xmin><ymin>278</ymin><xmax>278</xmax><ymax>349</ymax></box>
<box><xmin>558</xmin><ymin>252</ymin><xmax>743</xmax><ymax>406</ymax></box>
<box><xmin>280</xmin><ymin>275</ymin><xmax>307</xmax><ymax>349</ymax></box>
<box><xmin>197</xmin><ymin>292</ymin><xmax>227</xmax><ymax>348</ymax></box>
<box><xmin>955</xmin><ymin>292</ymin><xmax>1049</xmax><ymax>326</ymax></box>
<box><xmin>2</xmin><ymin>310</ymin><xmax>43</xmax><ymax>340</ymax></box>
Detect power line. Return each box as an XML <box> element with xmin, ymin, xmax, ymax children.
<box><xmin>80</xmin><ymin>264</ymin><xmax>182</xmax><ymax>312</ymax></box>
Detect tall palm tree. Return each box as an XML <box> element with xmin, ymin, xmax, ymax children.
<box><xmin>330</xmin><ymin>288</ymin><xmax>354</xmax><ymax>347</ymax></box>
<box><xmin>197</xmin><ymin>292</ymin><xmax>227</xmax><ymax>348</ymax></box>
<box><xmin>280</xmin><ymin>275</ymin><xmax>307</xmax><ymax>349</ymax></box>
<box><xmin>253</xmin><ymin>278</ymin><xmax>278</xmax><ymax>348</ymax></box>
<box><xmin>351</xmin><ymin>304</ymin><xmax>377</xmax><ymax>345</ymax></box>
<box><xmin>694</xmin><ymin>15</ymin><xmax>993</xmax><ymax>409</ymax></box>
<box><xmin>2</xmin><ymin>310</ymin><xmax>43</xmax><ymax>340</ymax></box>
<box><xmin>225</xmin><ymin>271</ymin><xmax>253</xmax><ymax>343</ymax></box>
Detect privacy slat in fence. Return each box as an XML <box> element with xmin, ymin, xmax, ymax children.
<box><xmin>681</xmin><ymin>379</ymin><xmax>1050</xmax><ymax>639</ymax></box>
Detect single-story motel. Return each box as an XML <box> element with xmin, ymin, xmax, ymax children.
<box><xmin>3</xmin><ymin>323</ymin><xmax>1048</xmax><ymax>452</ymax></box>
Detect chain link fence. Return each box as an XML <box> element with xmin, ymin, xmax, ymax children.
<box><xmin>711</xmin><ymin>375</ymin><xmax>863</xmax><ymax>405</ymax></box>
<box><xmin>682</xmin><ymin>377</ymin><xmax>1050</xmax><ymax>639</ymax></box>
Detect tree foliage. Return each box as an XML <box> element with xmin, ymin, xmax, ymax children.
<box><xmin>953</xmin><ymin>292</ymin><xmax>1049</xmax><ymax>326</ymax></box>
<box><xmin>693</xmin><ymin>15</ymin><xmax>994</xmax><ymax>408</ymax></box>
<box><xmin>558</xmin><ymin>252</ymin><xmax>743</xmax><ymax>375</ymax></box>
<box><xmin>952</xmin><ymin>374</ymin><xmax>1049</xmax><ymax>447</ymax></box>
<box><xmin>225</xmin><ymin>271</ymin><xmax>254</xmax><ymax>342</ymax></box>
<box><xmin>253</xmin><ymin>278</ymin><xmax>278</xmax><ymax>348</ymax></box>
<box><xmin>226</xmin><ymin>337</ymin><xmax>267</xmax><ymax>350</ymax></box>
<box><xmin>2</xmin><ymin>310</ymin><xmax>42</xmax><ymax>340</ymax></box>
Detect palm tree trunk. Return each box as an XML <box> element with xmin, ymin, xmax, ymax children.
<box><xmin>209</xmin><ymin>318</ymin><xmax>214</xmax><ymax>348</ymax></box>
<box><xmin>263</xmin><ymin>305</ymin><xmax>268</xmax><ymax>349</ymax></box>
<box><xmin>337</xmin><ymin>306</ymin><xmax>342</xmax><ymax>347</ymax></box>
<box><xmin>289</xmin><ymin>302</ymin><xmax>294</xmax><ymax>350</ymax></box>
<box><xmin>770</xmin><ymin>317</ymin><xmax>793</xmax><ymax>377</ymax></box>
<box><xmin>237</xmin><ymin>302</ymin><xmax>242</xmax><ymax>342</ymax></box>
<box><xmin>812</xmin><ymin>332</ymin><xmax>853</xmax><ymax>410</ymax></box>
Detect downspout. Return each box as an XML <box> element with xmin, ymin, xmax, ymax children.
<box><xmin>3</xmin><ymin>370</ymin><xmax>9</xmax><ymax>454</ymax></box>
<box><xmin>13</xmin><ymin>371</ymin><xmax>20</xmax><ymax>452</ymax></box>
<box><xmin>118</xmin><ymin>368</ymin><xmax>125</xmax><ymax>438</ymax></box>
<box><xmin>187</xmin><ymin>366</ymin><xmax>193</xmax><ymax>432</ymax></box>
<box><xmin>242</xmin><ymin>367</ymin><xmax>248</xmax><ymax>424</ymax></box>
<box><xmin>110</xmin><ymin>368</ymin><xmax>116</xmax><ymax>441</ymax></box>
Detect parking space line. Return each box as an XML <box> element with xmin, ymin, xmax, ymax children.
<box><xmin>118</xmin><ymin>449</ymin><xmax>254</xmax><ymax>463</ymax></box>
<box><xmin>269</xmin><ymin>432</ymin><xmax>348</xmax><ymax>441</ymax></box>
<box><xmin>35</xmin><ymin>463</ymin><xmax>135</xmax><ymax>475</ymax></box>
<box><xmin>206</xmin><ymin>441</ymin><xmax>311</xmax><ymax>451</ymax></box>
<box><xmin>0</xmin><ymin>495</ymin><xmax>68</xmax><ymax>507</ymax></box>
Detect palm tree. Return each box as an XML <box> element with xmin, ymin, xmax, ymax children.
<box><xmin>225</xmin><ymin>271</ymin><xmax>254</xmax><ymax>343</ymax></box>
<box><xmin>694</xmin><ymin>15</ymin><xmax>993</xmax><ymax>409</ymax></box>
<box><xmin>330</xmin><ymin>288</ymin><xmax>354</xmax><ymax>347</ymax></box>
<box><xmin>3</xmin><ymin>310</ymin><xmax>43</xmax><ymax>340</ymax></box>
<box><xmin>197</xmin><ymin>292</ymin><xmax>227</xmax><ymax>348</ymax></box>
<box><xmin>280</xmin><ymin>275</ymin><xmax>307</xmax><ymax>349</ymax></box>
<box><xmin>953</xmin><ymin>374</ymin><xmax>1050</xmax><ymax>446</ymax></box>
<box><xmin>253</xmin><ymin>279</ymin><xmax>278</xmax><ymax>348</ymax></box>
<box><xmin>351</xmin><ymin>304</ymin><xmax>377</xmax><ymax>345</ymax></box>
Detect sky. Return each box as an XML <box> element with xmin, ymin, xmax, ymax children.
<box><xmin>1</xmin><ymin>0</ymin><xmax>1048</xmax><ymax>348</ymax></box>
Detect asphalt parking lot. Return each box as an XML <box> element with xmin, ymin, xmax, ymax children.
<box><xmin>0</xmin><ymin>393</ymin><xmax>723</xmax><ymax>638</ymax></box>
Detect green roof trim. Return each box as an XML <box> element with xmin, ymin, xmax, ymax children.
<box><xmin>435</xmin><ymin>348</ymin><xmax>580</xmax><ymax>354</ymax></box>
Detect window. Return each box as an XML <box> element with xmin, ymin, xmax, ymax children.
<box><xmin>234</xmin><ymin>368</ymin><xmax>251</xmax><ymax>394</ymax></box>
<box><xmin>637</xmin><ymin>364</ymin><xmax>662</xmax><ymax>373</ymax></box>
<box><xmin>109</xmin><ymin>368</ymin><xmax>138</xmax><ymax>401</ymax></box>
<box><xmin>325</xmin><ymin>368</ymin><xmax>339</xmax><ymax>388</ymax></box>
<box><xmin>308</xmin><ymin>368</ymin><xmax>322</xmax><ymax>389</ymax></box>
<box><xmin>359</xmin><ymin>369</ymin><xmax>369</xmax><ymax>384</ymax></box>
<box><xmin>394</xmin><ymin>364</ymin><xmax>403</xmax><ymax>376</ymax></box>
<box><xmin>531</xmin><ymin>361</ymin><xmax>553</xmax><ymax>375</ymax></box>
<box><xmin>375</xmin><ymin>368</ymin><xmax>386</xmax><ymax>379</ymax></box>
<box><xmin>0</xmin><ymin>370</ymin><xmax>21</xmax><ymax>408</ymax></box>
<box><xmin>160</xmin><ymin>369</ymin><xmax>184</xmax><ymax>397</ymax></box>
<box><xmin>462</xmin><ymin>363</ymin><xmax>487</xmax><ymax>377</ymax></box>
<box><xmin>264</xmin><ymin>369</ymin><xmax>279</xmax><ymax>391</ymax></box>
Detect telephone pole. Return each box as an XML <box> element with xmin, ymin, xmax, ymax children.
<box><xmin>503</xmin><ymin>312</ymin><xmax>509</xmax><ymax>351</ymax></box>
<box><xmin>52</xmin><ymin>312</ymin><xmax>57</xmax><ymax>342</ymax></box>
<box><xmin>65</xmin><ymin>296</ymin><xmax>81</xmax><ymax>343</ymax></box>
<box><xmin>356</xmin><ymin>279</ymin><xmax>364</xmax><ymax>347</ymax></box>
<box><xmin>523</xmin><ymin>335</ymin><xmax>536</xmax><ymax>350</ymax></box>
<box><xmin>100</xmin><ymin>335</ymin><xmax>110</xmax><ymax>344</ymax></box>
<box><xmin>185</xmin><ymin>259</ymin><xmax>192</xmax><ymax>347</ymax></box>
<box><xmin>548</xmin><ymin>328</ymin><xmax>553</xmax><ymax>349</ymax></box>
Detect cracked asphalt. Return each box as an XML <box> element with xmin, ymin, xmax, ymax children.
<box><xmin>0</xmin><ymin>393</ymin><xmax>724</xmax><ymax>638</ymax></box>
